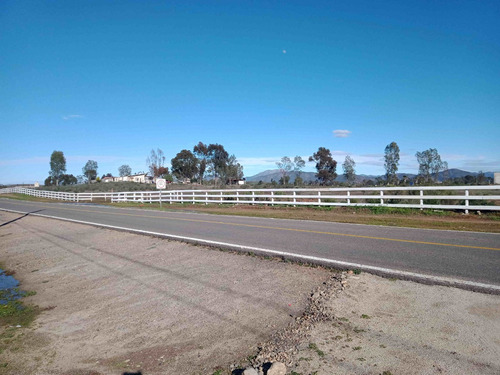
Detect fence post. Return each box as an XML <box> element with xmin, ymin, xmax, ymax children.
<box><xmin>293</xmin><ymin>191</ymin><xmax>296</xmax><ymax>207</ymax></box>
<box><xmin>271</xmin><ymin>191</ymin><xmax>274</xmax><ymax>206</ymax></box>
<box><xmin>318</xmin><ymin>191</ymin><xmax>321</xmax><ymax>204</ymax></box>
<box><xmin>347</xmin><ymin>190</ymin><xmax>351</xmax><ymax>205</ymax></box>
<box><xmin>380</xmin><ymin>190</ymin><xmax>384</xmax><ymax>205</ymax></box>
<box><xmin>220</xmin><ymin>191</ymin><xmax>223</xmax><ymax>204</ymax></box>
<box><xmin>192</xmin><ymin>191</ymin><xmax>195</xmax><ymax>204</ymax></box>
<box><xmin>420</xmin><ymin>190</ymin><xmax>423</xmax><ymax>210</ymax></box>
<box><xmin>252</xmin><ymin>191</ymin><xmax>255</xmax><ymax>205</ymax></box>
<box><xmin>237</xmin><ymin>191</ymin><xmax>239</xmax><ymax>203</ymax></box>
<box><xmin>465</xmin><ymin>189</ymin><xmax>469</xmax><ymax>214</ymax></box>
<box><xmin>205</xmin><ymin>191</ymin><xmax>208</xmax><ymax>205</ymax></box>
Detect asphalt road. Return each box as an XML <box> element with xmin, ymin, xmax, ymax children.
<box><xmin>1</xmin><ymin>198</ymin><xmax>499</xmax><ymax>291</ymax></box>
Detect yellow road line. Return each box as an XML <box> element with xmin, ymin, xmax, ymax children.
<box><xmin>8</xmin><ymin>201</ymin><xmax>500</xmax><ymax>251</ymax></box>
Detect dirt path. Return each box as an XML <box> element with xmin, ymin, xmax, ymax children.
<box><xmin>1</xmin><ymin>211</ymin><xmax>499</xmax><ymax>375</ymax></box>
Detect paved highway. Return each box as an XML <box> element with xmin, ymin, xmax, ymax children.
<box><xmin>1</xmin><ymin>198</ymin><xmax>499</xmax><ymax>292</ymax></box>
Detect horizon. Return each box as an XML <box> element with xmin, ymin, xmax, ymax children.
<box><xmin>1</xmin><ymin>1</ymin><xmax>499</xmax><ymax>184</ymax></box>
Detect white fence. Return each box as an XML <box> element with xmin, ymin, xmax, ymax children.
<box><xmin>1</xmin><ymin>186</ymin><xmax>500</xmax><ymax>213</ymax></box>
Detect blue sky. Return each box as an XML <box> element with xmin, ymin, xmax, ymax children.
<box><xmin>1</xmin><ymin>0</ymin><xmax>499</xmax><ymax>184</ymax></box>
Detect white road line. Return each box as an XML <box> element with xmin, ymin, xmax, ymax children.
<box><xmin>1</xmin><ymin>207</ymin><xmax>499</xmax><ymax>295</ymax></box>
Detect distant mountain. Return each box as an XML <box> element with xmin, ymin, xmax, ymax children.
<box><xmin>245</xmin><ymin>169</ymin><xmax>494</xmax><ymax>184</ymax></box>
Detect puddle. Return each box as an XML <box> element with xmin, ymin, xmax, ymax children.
<box><xmin>0</xmin><ymin>269</ymin><xmax>24</xmax><ymax>304</ymax></box>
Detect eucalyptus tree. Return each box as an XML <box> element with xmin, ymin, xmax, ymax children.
<box><xmin>384</xmin><ymin>142</ymin><xmax>400</xmax><ymax>184</ymax></box>
<box><xmin>49</xmin><ymin>151</ymin><xmax>67</xmax><ymax>186</ymax></box>
<box><xmin>415</xmin><ymin>148</ymin><xmax>448</xmax><ymax>183</ymax></box>
<box><xmin>309</xmin><ymin>147</ymin><xmax>337</xmax><ymax>185</ymax></box>
<box><xmin>342</xmin><ymin>155</ymin><xmax>356</xmax><ymax>185</ymax></box>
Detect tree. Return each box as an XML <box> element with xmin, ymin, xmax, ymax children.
<box><xmin>294</xmin><ymin>176</ymin><xmax>304</xmax><ymax>186</ymax></box>
<box><xmin>293</xmin><ymin>156</ymin><xmax>306</xmax><ymax>177</ymax></box>
<box><xmin>44</xmin><ymin>176</ymin><xmax>55</xmax><ymax>186</ymax></box>
<box><xmin>118</xmin><ymin>164</ymin><xmax>131</xmax><ymax>177</ymax></box>
<box><xmin>384</xmin><ymin>142</ymin><xmax>400</xmax><ymax>185</ymax></box>
<box><xmin>193</xmin><ymin>142</ymin><xmax>210</xmax><ymax>183</ymax></box>
<box><xmin>60</xmin><ymin>174</ymin><xmax>77</xmax><ymax>185</ymax></box>
<box><xmin>171</xmin><ymin>150</ymin><xmax>199</xmax><ymax>181</ymax></box>
<box><xmin>82</xmin><ymin>160</ymin><xmax>98</xmax><ymax>184</ymax></box>
<box><xmin>276</xmin><ymin>157</ymin><xmax>293</xmax><ymax>185</ymax></box>
<box><xmin>342</xmin><ymin>155</ymin><xmax>356</xmax><ymax>185</ymax></box>
<box><xmin>415</xmin><ymin>148</ymin><xmax>447</xmax><ymax>183</ymax></box>
<box><xmin>49</xmin><ymin>151</ymin><xmax>67</xmax><ymax>186</ymax></box>
<box><xmin>207</xmin><ymin>144</ymin><xmax>229</xmax><ymax>184</ymax></box>
<box><xmin>146</xmin><ymin>148</ymin><xmax>166</xmax><ymax>178</ymax></box>
<box><xmin>225</xmin><ymin>155</ymin><xmax>244</xmax><ymax>183</ymax></box>
<box><xmin>309</xmin><ymin>147</ymin><xmax>337</xmax><ymax>185</ymax></box>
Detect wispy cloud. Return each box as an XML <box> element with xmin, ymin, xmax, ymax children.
<box><xmin>0</xmin><ymin>156</ymin><xmax>49</xmax><ymax>167</ymax></box>
<box><xmin>333</xmin><ymin>129</ymin><xmax>351</xmax><ymax>138</ymax></box>
<box><xmin>62</xmin><ymin>114</ymin><xmax>84</xmax><ymax>121</ymax></box>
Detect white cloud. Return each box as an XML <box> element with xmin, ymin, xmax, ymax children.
<box><xmin>62</xmin><ymin>114</ymin><xmax>84</xmax><ymax>121</ymax></box>
<box><xmin>333</xmin><ymin>129</ymin><xmax>351</xmax><ymax>138</ymax></box>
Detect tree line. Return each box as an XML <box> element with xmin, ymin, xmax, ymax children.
<box><xmin>144</xmin><ymin>143</ymin><xmax>243</xmax><ymax>184</ymax></box>
<box><xmin>277</xmin><ymin>143</ymin><xmax>456</xmax><ymax>186</ymax></box>
<box><xmin>45</xmin><ymin>151</ymin><xmax>100</xmax><ymax>186</ymax></box>
<box><xmin>45</xmin><ymin>142</ymin><xmax>244</xmax><ymax>186</ymax></box>
<box><xmin>45</xmin><ymin>142</ymin><xmax>489</xmax><ymax>187</ymax></box>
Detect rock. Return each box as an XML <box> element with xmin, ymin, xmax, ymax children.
<box><xmin>267</xmin><ymin>361</ymin><xmax>286</xmax><ymax>375</ymax></box>
<box><xmin>242</xmin><ymin>366</ymin><xmax>259</xmax><ymax>375</ymax></box>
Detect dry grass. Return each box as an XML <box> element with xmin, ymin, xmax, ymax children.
<box><xmin>112</xmin><ymin>202</ymin><xmax>500</xmax><ymax>233</ymax></box>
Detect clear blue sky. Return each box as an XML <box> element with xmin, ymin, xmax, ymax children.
<box><xmin>1</xmin><ymin>0</ymin><xmax>499</xmax><ymax>184</ymax></box>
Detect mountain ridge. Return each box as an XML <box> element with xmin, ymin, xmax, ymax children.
<box><xmin>245</xmin><ymin>169</ymin><xmax>495</xmax><ymax>183</ymax></box>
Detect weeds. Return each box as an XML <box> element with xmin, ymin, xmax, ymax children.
<box><xmin>308</xmin><ymin>343</ymin><xmax>325</xmax><ymax>357</ymax></box>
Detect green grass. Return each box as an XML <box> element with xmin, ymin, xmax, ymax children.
<box><xmin>308</xmin><ymin>343</ymin><xmax>325</xmax><ymax>357</ymax></box>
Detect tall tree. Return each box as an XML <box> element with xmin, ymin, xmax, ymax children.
<box><xmin>342</xmin><ymin>155</ymin><xmax>356</xmax><ymax>185</ymax></box>
<box><xmin>207</xmin><ymin>143</ymin><xmax>229</xmax><ymax>183</ymax></box>
<box><xmin>309</xmin><ymin>147</ymin><xmax>337</xmax><ymax>185</ymax></box>
<box><xmin>118</xmin><ymin>164</ymin><xmax>131</xmax><ymax>177</ymax></box>
<box><xmin>49</xmin><ymin>151</ymin><xmax>66</xmax><ymax>186</ymax></box>
<box><xmin>293</xmin><ymin>156</ymin><xmax>306</xmax><ymax>177</ymax></box>
<box><xmin>225</xmin><ymin>155</ymin><xmax>244</xmax><ymax>183</ymax></box>
<box><xmin>82</xmin><ymin>160</ymin><xmax>98</xmax><ymax>184</ymax></box>
<box><xmin>171</xmin><ymin>150</ymin><xmax>199</xmax><ymax>181</ymax></box>
<box><xmin>384</xmin><ymin>142</ymin><xmax>400</xmax><ymax>184</ymax></box>
<box><xmin>193</xmin><ymin>142</ymin><xmax>210</xmax><ymax>183</ymax></box>
<box><xmin>415</xmin><ymin>148</ymin><xmax>447</xmax><ymax>183</ymax></box>
<box><xmin>276</xmin><ymin>156</ymin><xmax>293</xmax><ymax>185</ymax></box>
<box><xmin>146</xmin><ymin>148</ymin><xmax>166</xmax><ymax>178</ymax></box>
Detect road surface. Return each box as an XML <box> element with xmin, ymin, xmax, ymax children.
<box><xmin>0</xmin><ymin>198</ymin><xmax>499</xmax><ymax>292</ymax></box>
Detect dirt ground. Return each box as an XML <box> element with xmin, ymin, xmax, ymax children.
<box><xmin>281</xmin><ymin>274</ymin><xmax>500</xmax><ymax>375</ymax></box>
<box><xmin>0</xmin><ymin>211</ymin><xmax>330</xmax><ymax>375</ymax></box>
<box><xmin>1</xmin><ymin>211</ymin><xmax>500</xmax><ymax>375</ymax></box>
